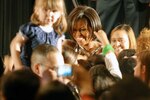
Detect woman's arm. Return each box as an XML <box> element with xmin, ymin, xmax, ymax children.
<box><xmin>10</xmin><ymin>32</ymin><xmax>27</xmax><ymax>70</ymax></box>
<box><xmin>94</xmin><ymin>30</ymin><xmax>122</xmax><ymax>79</ymax></box>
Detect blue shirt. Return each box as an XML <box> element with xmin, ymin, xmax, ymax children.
<box><xmin>19</xmin><ymin>22</ymin><xmax>61</xmax><ymax>67</ymax></box>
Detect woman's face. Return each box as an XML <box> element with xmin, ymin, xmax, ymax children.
<box><xmin>72</xmin><ymin>19</ymin><xmax>91</xmax><ymax>50</ymax></box>
<box><xmin>110</xmin><ymin>30</ymin><xmax>130</xmax><ymax>56</ymax></box>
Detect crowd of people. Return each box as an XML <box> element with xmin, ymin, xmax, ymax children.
<box><xmin>0</xmin><ymin>0</ymin><xmax>150</xmax><ymax>100</ymax></box>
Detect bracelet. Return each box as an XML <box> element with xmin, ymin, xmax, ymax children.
<box><xmin>102</xmin><ymin>44</ymin><xmax>114</xmax><ymax>56</ymax></box>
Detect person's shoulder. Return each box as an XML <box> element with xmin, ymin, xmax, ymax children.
<box><xmin>20</xmin><ymin>22</ymin><xmax>38</xmax><ymax>30</ymax></box>
<box><xmin>19</xmin><ymin>22</ymin><xmax>40</xmax><ymax>34</ymax></box>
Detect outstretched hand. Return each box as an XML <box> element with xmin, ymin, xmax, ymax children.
<box><xmin>94</xmin><ymin>30</ymin><xmax>110</xmax><ymax>46</ymax></box>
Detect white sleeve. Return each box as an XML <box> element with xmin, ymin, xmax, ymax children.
<box><xmin>105</xmin><ymin>52</ymin><xmax>122</xmax><ymax>79</ymax></box>
<box><xmin>56</xmin><ymin>35</ymin><xmax>65</xmax><ymax>52</ymax></box>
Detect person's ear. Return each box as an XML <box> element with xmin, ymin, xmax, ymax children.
<box><xmin>32</xmin><ymin>63</ymin><xmax>40</xmax><ymax>75</ymax></box>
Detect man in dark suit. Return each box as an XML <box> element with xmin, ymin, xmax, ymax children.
<box><xmin>65</xmin><ymin>0</ymin><xmax>92</xmax><ymax>14</ymax></box>
<box><xmin>96</xmin><ymin>0</ymin><xmax>150</xmax><ymax>38</ymax></box>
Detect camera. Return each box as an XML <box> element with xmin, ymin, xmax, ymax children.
<box><xmin>57</xmin><ymin>64</ymin><xmax>72</xmax><ymax>76</ymax></box>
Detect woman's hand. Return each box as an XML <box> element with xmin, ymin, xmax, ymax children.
<box><xmin>94</xmin><ymin>30</ymin><xmax>109</xmax><ymax>46</ymax></box>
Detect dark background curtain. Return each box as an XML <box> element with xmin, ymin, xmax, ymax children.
<box><xmin>0</xmin><ymin>0</ymin><xmax>34</xmax><ymax>56</ymax></box>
